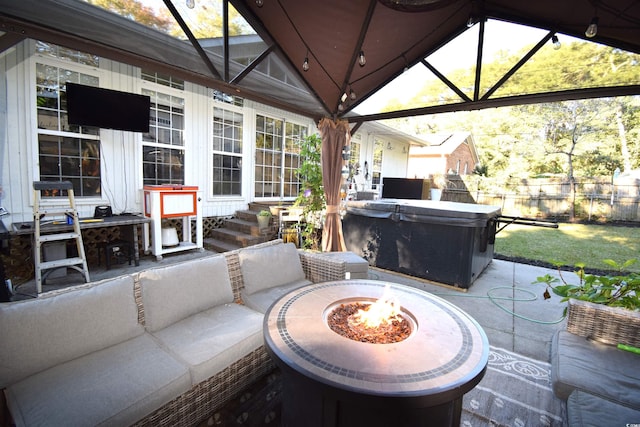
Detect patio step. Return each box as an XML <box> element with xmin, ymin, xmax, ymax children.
<box><xmin>209</xmin><ymin>227</ymin><xmax>272</xmax><ymax>248</ymax></box>
<box><xmin>205</xmin><ymin>204</ymin><xmax>281</xmax><ymax>253</ymax></box>
<box><xmin>235</xmin><ymin>209</ymin><xmax>268</xmax><ymax>223</ymax></box>
<box><xmin>204</xmin><ymin>237</ymin><xmax>241</xmax><ymax>253</ymax></box>
<box><xmin>204</xmin><ymin>232</ymin><xmax>273</xmax><ymax>252</ymax></box>
<box><xmin>225</xmin><ymin>217</ymin><xmax>262</xmax><ymax>235</ymax></box>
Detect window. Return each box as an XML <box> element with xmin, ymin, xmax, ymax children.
<box><xmin>35</xmin><ymin>59</ymin><xmax>101</xmax><ymax>197</ymax></box>
<box><xmin>141</xmin><ymin>87</ymin><xmax>185</xmax><ymax>185</ymax></box>
<box><xmin>349</xmin><ymin>137</ymin><xmax>361</xmax><ymax>178</ymax></box>
<box><xmin>141</xmin><ymin>70</ymin><xmax>184</xmax><ymax>90</ymax></box>
<box><xmin>255</xmin><ymin>115</ymin><xmax>283</xmax><ymax>198</ymax></box>
<box><xmin>36</xmin><ymin>41</ymin><xmax>99</xmax><ymax>67</ymax></box>
<box><xmin>372</xmin><ymin>139</ymin><xmax>384</xmax><ymax>188</ymax></box>
<box><xmin>212</xmin><ymin>107</ymin><xmax>243</xmax><ymax>196</ymax></box>
<box><xmin>283</xmin><ymin>122</ymin><xmax>306</xmax><ymax>197</ymax></box>
<box><xmin>254</xmin><ymin>114</ymin><xmax>306</xmax><ymax>198</ymax></box>
<box><xmin>212</xmin><ymin>89</ymin><xmax>244</xmax><ymax>107</ymax></box>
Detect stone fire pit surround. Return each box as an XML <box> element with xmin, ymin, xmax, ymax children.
<box><xmin>264</xmin><ymin>280</ymin><xmax>489</xmax><ymax>427</ymax></box>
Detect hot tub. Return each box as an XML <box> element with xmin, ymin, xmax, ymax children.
<box><xmin>342</xmin><ymin>199</ymin><xmax>501</xmax><ymax>289</ymax></box>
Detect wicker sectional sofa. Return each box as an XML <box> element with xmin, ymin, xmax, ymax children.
<box><xmin>551</xmin><ymin>299</ymin><xmax>640</xmax><ymax>426</ymax></box>
<box><xmin>0</xmin><ymin>240</ymin><xmax>356</xmax><ymax>427</ymax></box>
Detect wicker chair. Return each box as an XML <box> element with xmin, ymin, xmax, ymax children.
<box><xmin>133</xmin><ymin>240</ymin><xmax>350</xmax><ymax>427</ymax></box>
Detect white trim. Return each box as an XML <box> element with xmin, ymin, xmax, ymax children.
<box><xmin>30</xmin><ymin>44</ymin><xmax>107</xmax><ymax>207</ymax></box>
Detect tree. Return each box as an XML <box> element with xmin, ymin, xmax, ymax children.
<box><xmin>86</xmin><ymin>0</ymin><xmax>174</xmax><ymax>31</ymax></box>
<box><xmin>86</xmin><ymin>0</ymin><xmax>252</xmax><ymax>38</ymax></box>
<box><xmin>616</xmin><ymin>103</ymin><xmax>632</xmax><ymax>172</ymax></box>
<box><xmin>176</xmin><ymin>1</ymin><xmax>253</xmax><ymax>38</ymax></box>
<box><xmin>386</xmin><ymin>39</ymin><xmax>640</xmax><ymax>180</ymax></box>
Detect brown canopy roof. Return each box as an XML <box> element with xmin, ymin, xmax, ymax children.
<box><xmin>231</xmin><ymin>0</ymin><xmax>640</xmax><ymax>121</ymax></box>
<box><xmin>1</xmin><ymin>0</ymin><xmax>639</xmax><ymax>123</ymax></box>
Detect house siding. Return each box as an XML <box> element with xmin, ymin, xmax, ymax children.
<box><xmin>407</xmin><ymin>135</ymin><xmax>478</xmax><ymax>178</ymax></box>
<box><xmin>447</xmin><ymin>143</ymin><xmax>476</xmax><ymax>175</ymax></box>
<box><xmin>0</xmin><ymin>38</ymin><xmax>416</xmax><ymax>231</ymax></box>
<box><xmin>0</xmin><ymin>39</ymin><xmax>319</xmax><ymax>224</ymax></box>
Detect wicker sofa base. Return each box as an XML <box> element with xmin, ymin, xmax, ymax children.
<box><xmin>1</xmin><ymin>239</ymin><xmax>363</xmax><ymax>427</ymax></box>
<box><xmin>133</xmin><ymin>240</ymin><xmax>354</xmax><ymax>426</ymax></box>
<box><xmin>566</xmin><ymin>298</ymin><xmax>640</xmax><ymax>348</ymax></box>
<box><xmin>133</xmin><ymin>346</ymin><xmax>276</xmax><ymax>427</ymax></box>
<box><xmin>553</xmin><ymin>298</ymin><xmax>640</xmax><ymax>426</ymax></box>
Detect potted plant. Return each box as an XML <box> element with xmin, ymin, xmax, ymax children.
<box><xmin>256</xmin><ymin>209</ymin><xmax>272</xmax><ymax>230</ymax></box>
<box><xmin>533</xmin><ymin>258</ymin><xmax>640</xmax><ymax>347</ymax></box>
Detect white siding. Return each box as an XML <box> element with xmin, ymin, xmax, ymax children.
<box><xmin>0</xmin><ymin>39</ymin><xmax>320</xmax><ymax>224</ymax></box>
<box><xmin>2</xmin><ymin>41</ymin><xmax>34</xmax><ymax>223</ymax></box>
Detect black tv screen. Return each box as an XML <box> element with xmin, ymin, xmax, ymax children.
<box><xmin>66</xmin><ymin>83</ymin><xmax>150</xmax><ymax>132</ymax></box>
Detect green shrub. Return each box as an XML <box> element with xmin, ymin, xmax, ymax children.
<box><xmin>533</xmin><ymin>258</ymin><xmax>640</xmax><ymax>314</ymax></box>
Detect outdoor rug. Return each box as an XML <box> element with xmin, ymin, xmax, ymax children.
<box><xmin>204</xmin><ymin>346</ymin><xmax>566</xmax><ymax>426</ymax></box>
<box><xmin>461</xmin><ymin>346</ymin><xmax>567</xmax><ymax>427</ymax></box>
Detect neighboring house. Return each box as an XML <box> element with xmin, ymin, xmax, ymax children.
<box><xmin>406</xmin><ymin>133</ymin><xmax>479</xmax><ymax>178</ymax></box>
<box><xmin>0</xmin><ymin>35</ymin><xmax>419</xmax><ymax>227</ymax></box>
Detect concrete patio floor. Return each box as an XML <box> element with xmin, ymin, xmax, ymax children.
<box><xmin>9</xmin><ymin>247</ymin><xmax>570</xmax><ymax>362</ymax></box>
<box><xmin>368</xmin><ymin>260</ymin><xmax>569</xmax><ymax>362</ymax></box>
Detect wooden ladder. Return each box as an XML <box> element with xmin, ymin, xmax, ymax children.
<box><xmin>33</xmin><ymin>181</ymin><xmax>90</xmax><ymax>294</ymax></box>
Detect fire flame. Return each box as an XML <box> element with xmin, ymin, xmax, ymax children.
<box><xmin>351</xmin><ymin>285</ymin><xmax>401</xmax><ymax>328</ymax></box>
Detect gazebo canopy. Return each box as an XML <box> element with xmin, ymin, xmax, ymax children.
<box><xmin>1</xmin><ymin>0</ymin><xmax>639</xmax><ymax>123</ymax></box>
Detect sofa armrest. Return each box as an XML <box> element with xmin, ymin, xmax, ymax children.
<box><xmin>298</xmin><ymin>250</ymin><xmax>347</xmax><ymax>283</ymax></box>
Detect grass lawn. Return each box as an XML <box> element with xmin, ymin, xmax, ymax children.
<box><xmin>494</xmin><ymin>223</ymin><xmax>640</xmax><ymax>272</ymax></box>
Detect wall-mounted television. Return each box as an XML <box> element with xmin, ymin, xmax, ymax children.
<box><xmin>66</xmin><ymin>83</ymin><xmax>150</xmax><ymax>132</ymax></box>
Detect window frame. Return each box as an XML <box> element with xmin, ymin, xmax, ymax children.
<box><xmin>253</xmin><ymin>113</ymin><xmax>307</xmax><ymax>200</ymax></box>
<box><xmin>211</xmin><ymin>102</ymin><xmax>244</xmax><ymax>198</ymax></box>
<box><xmin>33</xmin><ymin>49</ymin><xmax>104</xmax><ymax>199</ymax></box>
<box><xmin>140</xmin><ymin>79</ymin><xmax>187</xmax><ymax>186</ymax></box>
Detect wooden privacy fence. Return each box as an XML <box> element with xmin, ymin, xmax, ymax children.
<box><xmin>441</xmin><ymin>175</ymin><xmax>640</xmax><ymax>222</ymax></box>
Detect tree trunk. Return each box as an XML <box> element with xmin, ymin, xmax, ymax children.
<box><xmin>616</xmin><ymin>104</ymin><xmax>632</xmax><ymax>173</ymax></box>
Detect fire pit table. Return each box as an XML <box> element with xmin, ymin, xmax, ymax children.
<box><xmin>264</xmin><ymin>280</ymin><xmax>489</xmax><ymax>427</ymax></box>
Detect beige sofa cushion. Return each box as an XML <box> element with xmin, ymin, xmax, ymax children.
<box><xmin>238</xmin><ymin>242</ymin><xmax>305</xmax><ymax>295</ymax></box>
<box><xmin>151</xmin><ymin>304</ymin><xmax>264</xmax><ymax>384</ymax></box>
<box><xmin>5</xmin><ymin>333</ymin><xmax>191</xmax><ymax>427</ymax></box>
<box><xmin>139</xmin><ymin>255</ymin><xmax>233</xmax><ymax>332</ymax></box>
<box><xmin>241</xmin><ymin>280</ymin><xmax>310</xmax><ymax>313</ymax></box>
<box><xmin>551</xmin><ymin>330</ymin><xmax>640</xmax><ymax>407</ymax></box>
<box><xmin>0</xmin><ymin>275</ymin><xmax>142</xmax><ymax>387</ymax></box>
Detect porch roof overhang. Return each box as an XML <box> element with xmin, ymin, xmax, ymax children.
<box><xmin>1</xmin><ymin>0</ymin><xmax>639</xmax><ymax>125</ymax></box>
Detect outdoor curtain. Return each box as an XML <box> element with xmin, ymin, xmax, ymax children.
<box><xmin>319</xmin><ymin>117</ymin><xmax>348</xmax><ymax>252</ymax></box>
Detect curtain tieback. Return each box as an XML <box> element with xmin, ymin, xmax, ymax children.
<box><xmin>326</xmin><ymin>204</ymin><xmax>340</xmax><ymax>214</ymax></box>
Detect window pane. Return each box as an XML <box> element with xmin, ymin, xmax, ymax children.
<box><xmin>38</xmin><ymin>135</ymin><xmax>101</xmax><ymax>197</ymax></box>
<box><xmin>37</xmin><ymin>109</ymin><xmax>58</xmax><ymax>130</ymax></box>
<box><xmin>61</xmin><ymin>157</ymin><xmax>80</xmax><ymax>176</ymax></box>
<box><xmin>212</xmin><ymin>153</ymin><xmax>241</xmax><ymax>196</ymax></box>
<box><xmin>83</xmin><ymin>177</ymin><xmax>101</xmax><ymax>197</ymax></box>
<box><xmin>39</xmin><ymin>156</ymin><xmax>59</xmax><ymax>175</ymax></box>
<box><xmin>143</xmin><ymin>146</ymin><xmax>184</xmax><ymax>185</ymax></box>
